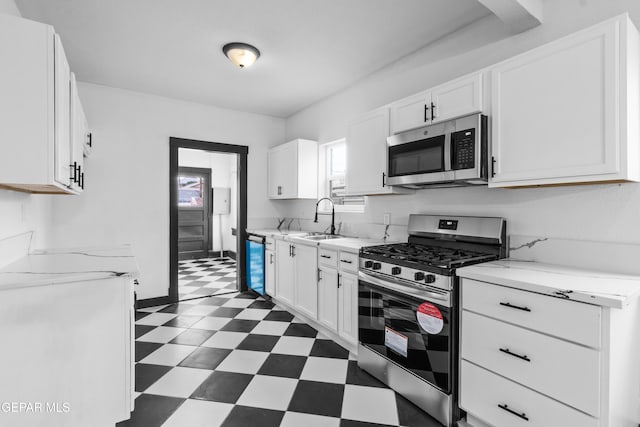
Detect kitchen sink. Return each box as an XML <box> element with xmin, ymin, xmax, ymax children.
<box><xmin>303</xmin><ymin>234</ymin><xmax>343</xmax><ymax>240</ymax></box>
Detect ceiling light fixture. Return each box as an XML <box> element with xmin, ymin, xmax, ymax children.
<box><xmin>222</xmin><ymin>42</ymin><xmax>260</xmax><ymax>69</ymax></box>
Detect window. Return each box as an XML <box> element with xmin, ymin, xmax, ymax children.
<box><xmin>178</xmin><ymin>175</ymin><xmax>204</xmax><ymax>207</ymax></box>
<box><xmin>318</xmin><ymin>139</ymin><xmax>365</xmax><ymax>212</ymax></box>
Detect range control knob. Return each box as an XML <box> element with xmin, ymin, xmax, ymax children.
<box><xmin>425</xmin><ymin>274</ymin><xmax>436</xmax><ymax>284</ymax></box>
<box><xmin>414</xmin><ymin>272</ymin><xmax>425</xmax><ymax>281</ymax></box>
<box><xmin>372</xmin><ymin>262</ymin><xmax>382</xmax><ymax>270</ymax></box>
<box><xmin>364</xmin><ymin>261</ymin><xmax>373</xmax><ymax>268</ymax></box>
<box><xmin>391</xmin><ymin>267</ymin><xmax>402</xmax><ymax>275</ymax></box>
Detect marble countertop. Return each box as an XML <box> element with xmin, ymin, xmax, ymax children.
<box><xmin>0</xmin><ymin>245</ymin><xmax>139</xmax><ymax>291</ymax></box>
<box><xmin>457</xmin><ymin>260</ymin><xmax>640</xmax><ymax>309</ymax></box>
<box><xmin>317</xmin><ymin>237</ymin><xmax>389</xmax><ymax>252</ymax></box>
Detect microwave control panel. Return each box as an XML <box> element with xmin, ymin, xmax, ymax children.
<box><xmin>451</xmin><ymin>128</ymin><xmax>475</xmax><ymax>170</ymax></box>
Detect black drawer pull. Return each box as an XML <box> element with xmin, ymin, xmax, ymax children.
<box><xmin>499</xmin><ymin>301</ymin><xmax>531</xmax><ymax>312</ymax></box>
<box><xmin>320</xmin><ymin>255</ymin><xmax>332</xmax><ymax>259</ymax></box>
<box><xmin>498</xmin><ymin>404</ymin><xmax>529</xmax><ymax>421</ymax></box>
<box><xmin>340</xmin><ymin>259</ymin><xmax>353</xmax><ymax>264</ymax></box>
<box><xmin>499</xmin><ymin>347</ymin><xmax>531</xmax><ymax>362</ymax></box>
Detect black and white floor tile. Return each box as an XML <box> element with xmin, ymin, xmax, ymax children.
<box><xmin>122</xmin><ymin>292</ymin><xmax>441</xmax><ymax>427</ymax></box>
<box><xmin>178</xmin><ymin>257</ymin><xmax>237</xmax><ymax>301</ymax></box>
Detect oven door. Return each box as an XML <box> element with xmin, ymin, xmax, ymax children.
<box><xmin>358</xmin><ymin>271</ymin><xmax>452</xmax><ymax>394</ymax></box>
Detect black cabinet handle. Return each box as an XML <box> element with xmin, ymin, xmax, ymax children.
<box><xmin>80</xmin><ymin>172</ymin><xmax>84</xmax><ymax>189</ymax></box>
<box><xmin>424</xmin><ymin>104</ymin><xmax>429</xmax><ymax>122</ymax></box>
<box><xmin>291</xmin><ymin>245</ymin><xmax>295</xmax><ymax>257</ymax></box>
<box><xmin>430</xmin><ymin>102</ymin><xmax>436</xmax><ymax>121</ymax></box>
<box><xmin>338</xmin><ymin>274</ymin><xmax>341</xmax><ymax>288</ymax></box>
<box><xmin>491</xmin><ymin>156</ymin><xmax>497</xmax><ymax>178</ymax></box>
<box><xmin>499</xmin><ymin>301</ymin><xmax>531</xmax><ymax>312</ymax></box>
<box><xmin>87</xmin><ymin>132</ymin><xmax>92</xmax><ymax>148</ymax></box>
<box><xmin>320</xmin><ymin>255</ymin><xmax>331</xmax><ymax>259</ymax></box>
<box><xmin>382</xmin><ymin>172</ymin><xmax>386</xmax><ymax>187</ymax></box>
<box><xmin>69</xmin><ymin>161</ymin><xmax>78</xmax><ymax>183</ymax></box>
<box><xmin>498</xmin><ymin>404</ymin><xmax>529</xmax><ymax>421</ymax></box>
<box><xmin>289</xmin><ymin>245</ymin><xmax>292</xmax><ymax>257</ymax></box>
<box><xmin>340</xmin><ymin>259</ymin><xmax>352</xmax><ymax>264</ymax></box>
<box><xmin>499</xmin><ymin>347</ymin><xmax>531</xmax><ymax>362</ymax></box>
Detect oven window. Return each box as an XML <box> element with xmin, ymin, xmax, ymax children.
<box><xmin>358</xmin><ymin>283</ymin><xmax>451</xmax><ymax>393</ymax></box>
<box><xmin>388</xmin><ymin>135</ymin><xmax>445</xmax><ymax>177</ymax></box>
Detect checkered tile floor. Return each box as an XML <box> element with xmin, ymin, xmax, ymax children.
<box><xmin>178</xmin><ymin>257</ymin><xmax>237</xmax><ymax>301</ymax></box>
<box><xmin>121</xmin><ymin>292</ymin><xmax>441</xmax><ymax>427</ymax></box>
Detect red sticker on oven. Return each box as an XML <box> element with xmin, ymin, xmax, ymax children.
<box><xmin>416</xmin><ymin>303</ymin><xmax>444</xmax><ymax>334</ymax></box>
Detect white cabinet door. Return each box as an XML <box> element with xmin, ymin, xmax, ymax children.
<box><xmin>431</xmin><ymin>72</ymin><xmax>483</xmax><ymax>124</ymax></box>
<box><xmin>338</xmin><ymin>272</ymin><xmax>358</xmax><ymax>345</ymax></box>
<box><xmin>390</xmin><ymin>91</ymin><xmax>430</xmax><ymax>134</ymax></box>
<box><xmin>346</xmin><ymin>108</ymin><xmax>404</xmax><ymax>196</ymax></box>
<box><xmin>53</xmin><ymin>33</ymin><xmax>71</xmax><ymax>189</ymax></box>
<box><xmin>294</xmin><ymin>243</ymin><xmax>318</xmax><ymax>320</ymax></box>
<box><xmin>70</xmin><ymin>73</ymin><xmax>86</xmax><ymax>192</ymax></box>
<box><xmin>268</xmin><ymin>142</ymin><xmax>298</xmax><ymax>198</ymax></box>
<box><xmin>267</xmin><ymin>139</ymin><xmax>318</xmax><ymax>199</ymax></box>
<box><xmin>275</xmin><ymin>240</ymin><xmax>295</xmax><ymax>306</ymax></box>
<box><xmin>490</xmin><ymin>15</ymin><xmax>638</xmax><ymax>187</ymax></box>
<box><xmin>317</xmin><ymin>266</ymin><xmax>338</xmax><ymax>332</ymax></box>
<box><xmin>265</xmin><ymin>248</ymin><xmax>275</xmax><ymax>296</ymax></box>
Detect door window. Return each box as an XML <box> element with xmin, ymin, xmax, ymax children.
<box><xmin>178</xmin><ymin>176</ymin><xmax>204</xmax><ymax>207</ymax></box>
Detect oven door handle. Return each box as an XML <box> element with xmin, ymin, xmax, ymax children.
<box><xmin>358</xmin><ymin>271</ymin><xmax>451</xmax><ymax>307</ymax></box>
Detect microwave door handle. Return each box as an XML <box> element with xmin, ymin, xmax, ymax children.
<box><xmin>443</xmin><ymin>130</ymin><xmax>452</xmax><ymax>171</ymax></box>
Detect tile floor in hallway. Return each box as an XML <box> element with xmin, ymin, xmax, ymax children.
<box><xmin>121</xmin><ymin>291</ymin><xmax>442</xmax><ymax>427</ymax></box>
<box><xmin>178</xmin><ymin>257</ymin><xmax>237</xmax><ymax>301</ymax></box>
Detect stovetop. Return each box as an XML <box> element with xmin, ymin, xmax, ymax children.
<box><xmin>360</xmin><ymin>242</ymin><xmax>499</xmax><ymax>276</ymax></box>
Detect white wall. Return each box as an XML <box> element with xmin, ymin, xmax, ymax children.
<box><xmin>49</xmin><ymin>83</ymin><xmax>284</xmax><ymax>299</ymax></box>
<box><xmin>178</xmin><ymin>148</ymin><xmax>237</xmax><ymax>254</ymax></box>
<box><xmin>283</xmin><ymin>0</ymin><xmax>640</xmax><ymax>246</ymax></box>
<box><xmin>0</xmin><ymin>0</ymin><xmax>54</xmax><ymax>267</ymax></box>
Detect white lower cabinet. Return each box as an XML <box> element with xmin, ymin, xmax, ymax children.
<box><xmin>0</xmin><ymin>276</ymin><xmax>134</xmax><ymax>426</ymax></box>
<box><xmin>338</xmin><ymin>271</ymin><xmax>358</xmax><ymax>344</ymax></box>
<box><xmin>293</xmin><ymin>243</ymin><xmax>318</xmax><ymax>319</ymax></box>
<box><xmin>459</xmin><ymin>277</ymin><xmax>639</xmax><ymax>427</ymax></box>
<box><xmin>265</xmin><ymin>241</ymin><xmax>275</xmax><ymax>296</ymax></box>
<box><xmin>275</xmin><ymin>239</ymin><xmax>295</xmax><ymax>306</ymax></box>
<box><xmin>318</xmin><ymin>265</ymin><xmax>339</xmax><ymax>331</ymax></box>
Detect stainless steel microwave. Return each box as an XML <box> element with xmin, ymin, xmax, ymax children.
<box><xmin>386</xmin><ymin>113</ymin><xmax>488</xmax><ymax>188</ymax></box>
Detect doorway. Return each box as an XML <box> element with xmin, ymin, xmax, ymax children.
<box><xmin>169</xmin><ymin>137</ymin><xmax>248</xmax><ymax>304</ymax></box>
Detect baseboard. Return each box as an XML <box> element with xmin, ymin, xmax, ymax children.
<box><xmin>137</xmin><ymin>296</ymin><xmax>173</xmax><ymax>309</ymax></box>
<box><xmin>207</xmin><ymin>250</ymin><xmax>236</xmax><ymax>260</ymax></box>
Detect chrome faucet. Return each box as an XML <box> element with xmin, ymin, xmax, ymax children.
<box><xmin>314</xmin><ymin>197</ymin><xmax>336</xmax><ymax>235</ymax></box>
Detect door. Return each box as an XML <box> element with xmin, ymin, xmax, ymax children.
<box><xmin>490</xmin><ymin>20</ymin><xmax>620</xmax><ymax>186</ymax></box>
<box><xmin>345</xmin><ymin>107</ymin><xmax>391</xmax><ymax>195</ymax></box>
<box><xmin>294</xmin><ymin>243</ymin><xmax>318</xmax><ymax>319</ymax></box>
<box><xmin>275</xmin><ymin>239</ymin><xmax>295</xmax><ymax>305</ymax></box>
<box><xmin>265</xmin><ymin>248</ymin><xmax>275</xmax><ymax>296</ymax></box>
<box><xmin>430</xmin><ymin>72</ymin><xmax>483</xmax><ymax>124</ymax></box>
<box><xmin>390</xmin><ymin>91</ymin><xmax>430</xmax><ymax>134</ymax></box>
<box><xmin>53</xmin><ymin>33</ymin><xmax>71</xmax><ymax>188</ymax></box>
<box><xmin>318</xmin><ymin>266</ymin><xmax>338</xmax><ymax>332</ymax></box>
<box><xmin>338</xmin><ymin>272</ymin><xmax>358</xmax><ymax>345</ymax></box>
<box><xmin>177</xmin><ymin>167</ymin><xmax>211</xmax><ymax>260</ymax></box>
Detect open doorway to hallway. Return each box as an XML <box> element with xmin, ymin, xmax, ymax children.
<box><xmin>169</xmin><ymin>137</ymin><xmax>248</xmax><ymax>304</ymax></box>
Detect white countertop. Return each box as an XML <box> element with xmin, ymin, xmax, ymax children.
<box><xmin>457</xmin><ymin>259</ymin><xmax>640</xmax><ymax>309</ymax></box>
<box><xmin>247</xmin><ymin>229</ymin><xmax>307</xmax><ymax>237</ymax></box>
<box><xmin>0</xmin><ymin>245</ymin><xmax>139</xmax><ymax>290</ymax></box>
<box><xmin>318</xmin><ymin>237</ymin><xmax>389</xmax><ymax>252</ymax></box>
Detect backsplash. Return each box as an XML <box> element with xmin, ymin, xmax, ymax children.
<box><xmin>0</xmin><ymin>231</ymin><xmax>34</xmax><ymax>269</ymax></box>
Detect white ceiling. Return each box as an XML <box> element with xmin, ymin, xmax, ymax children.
<box><xmin>16</xmin><ymin>0</ymin><xmax>492</xmax><ymax>118</ymax></box>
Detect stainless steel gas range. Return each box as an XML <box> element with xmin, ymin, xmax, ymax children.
<box><xmin>357</xmin><ymin>214</ymin><xmax>507</xmax><ymax>426</ymax></box>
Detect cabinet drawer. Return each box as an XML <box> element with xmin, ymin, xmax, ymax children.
<box><xmin>462</xmin><ymin>311</ymin><xmax>600</xmax><ymax>416</ymax></box>
<box><xmin>264</xmin><ymin>237</ymin><xmax>275</xmax><ymax>249</ymax></box>
<box><xmin>319</xmin><ymin>248</ymin><xmax>338</xmax><ymax>268</ymax></box>
<box><xmin>460</xmin><ymin>361</ymin><xmax>598</xmax><ymax>427</ymax></box>
<box><xmin>337</xmin><ymin>251</ymin><xmax>358</xmax><ymax>273</ymax></box>
<box><xmin>461</xmin><ymin>279</ymin><xmax>601</xmax><ymax>348</ymax></box>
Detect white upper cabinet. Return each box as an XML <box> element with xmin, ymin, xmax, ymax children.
<box><xmin>0</xmin><ymin>15</ymin><xmax>84</xmax><ymax>194</ymax></box>
<box><xmin>70</xmin><ymin>73</ymin><xmax>89</xmax><ymax>192</ymax></box>
<box><xmin>390</xmin><ymin>72</ymin><xmax>483</xmax><ymax>134</ymax></box>
<box><xmin>490</xmin><ymin>14</ymin><xmax>639</xmax><ymax>188</ymax></box>
<box><xmin>345</xmin><ymin>108</ymin><xmax>410</xmax><ymax>196</ymax></box>
<box><xmin>268</xmin><ymin>139</ymin><xmax>318</xmax><ymax>199</ymax></box>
